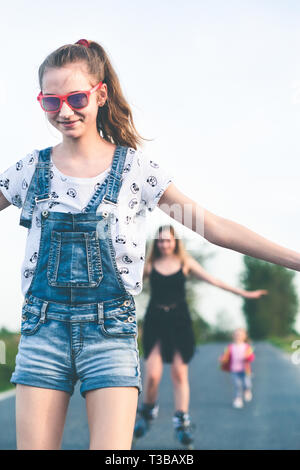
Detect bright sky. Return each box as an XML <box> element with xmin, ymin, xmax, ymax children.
<box><xmin>1</xmin><ymin>0</ymin><xmax>300</xmax><ymax>333</ymax></box>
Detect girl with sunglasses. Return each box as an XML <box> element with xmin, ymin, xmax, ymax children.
<box><xmin>0</xmin><ymin>38</ymin><xmax>299</xmax><ymax>450</ymax></box>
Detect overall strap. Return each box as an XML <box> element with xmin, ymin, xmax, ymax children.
<box><xmin>102</xmin><ymin>145</ymin><xmax>128</xmax><ymax>205</ymax></box>
<box><xmin>19</xmin><ymin>147</ymin><xmax>52</xmax><ymax>228</ymax></box>
<box><xmin>87</xmin><ymin>145</ymin><xmax>128</xmax><ymax>212</ymax></box>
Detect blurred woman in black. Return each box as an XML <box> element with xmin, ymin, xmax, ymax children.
<box><xmin>134</xmin><ymin>224</ymin><xmax>267</xmax><ymax>448</ymax></box>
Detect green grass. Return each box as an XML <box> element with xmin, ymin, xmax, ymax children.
<box><xmin>0</xmin><ymin>328</ymin><xmax>19</xmax><ymax>393</ymax></box>
<box><xmin>267</xmin><ymin>333</ymin><xmax>300</xmax><ymax>354</ymax></box>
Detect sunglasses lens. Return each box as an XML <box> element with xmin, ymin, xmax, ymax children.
<box><xmin>67</xmin><ymin>93</ymin><xmax>88</xmax><ymax>109</ymax></box>
<box><xmin>41</xmin><ymin>96</ymin><xmax>61</xmax><ymax>112</ymax></box>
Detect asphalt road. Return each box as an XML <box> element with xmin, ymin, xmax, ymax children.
<box><xmin>1</xmin><ymin>342</ymin><xmax>300</xmax><ymax>450</ymax></box>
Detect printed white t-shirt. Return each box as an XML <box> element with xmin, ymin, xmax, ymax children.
<box><xmin>0</xmin><ymin>147</ymin><xmax>173</xmax><ymax>296</ymax></box>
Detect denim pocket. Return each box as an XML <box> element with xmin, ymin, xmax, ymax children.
<box><xmin>47</xmin><ymin>230</ymin><xmax>103</xmax><ymax>288</ymax></box>
<box><xmin>21</xmin><ymin>309</ymin><xmax>43</xmax><ymax>336</ymax></box>
<box><xmin>100</xmin><ymin>308</ymin><xmax>137</xmax><ymax>338</ymax></box>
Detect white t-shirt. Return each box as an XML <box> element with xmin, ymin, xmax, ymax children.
<box><xmin>0</xmin><ymin>147</ymin><xmax>173</xmax><ymax>296</ymax></box>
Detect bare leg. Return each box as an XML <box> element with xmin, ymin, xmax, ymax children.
<box><xmin>16</xmin><ymin>384</ymin><xmax>71</xmax><ymax>450</ymax></box>
<box><xmin>86</xmin><ymin>387</ymin><xmax>138</xmax><ymax>449</ymax></box>
<box><xmin>143</xmin><ymin>342</ymin><xmax>163</xmax><ymax>404</ymax></box>
<box><xmin>171</xmin><ymin>351</ymin><xmax>190</xmax><ymax>412</ymax></box>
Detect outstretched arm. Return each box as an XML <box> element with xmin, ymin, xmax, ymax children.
<box><xmin>0</xmin><ymin>190</ymin><xmax>11</xmax><ymax>212</ymax></box>
<box><xmin>158</xmin><ymin>183</ymin><xmax>300</xmax><ymax>272</ymax></box>
<box><xmin>186</xmin><ymin>256</ymin><xmax>268</xmax><ymax>298</ymax></box>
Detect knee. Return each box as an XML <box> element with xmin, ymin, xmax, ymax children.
<box><xmin>171</xmin><ymin>367</ymin><xmax>187</xmax><ymax>385</ymax></box>
<box><xmin>147</xmin><ymin>370</ymin><xmax>161</xmax><ymax>387</ymax></box>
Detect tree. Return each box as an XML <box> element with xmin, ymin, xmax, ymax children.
<box><xmin>240</xmin><ymin>256</ymin><xmax>298</xmax><ymax>339</ymax></box>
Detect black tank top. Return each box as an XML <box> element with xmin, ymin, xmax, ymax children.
<box><xmin>149</xmin><ymin>263</ymin><xmax>186</xmax><ymax>305</ymax></box>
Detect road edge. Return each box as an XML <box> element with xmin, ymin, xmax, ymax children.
<box><xmin>0</xmin><ymin>388</ymin><xmax>16</xmax><ymax>402</ymax></box>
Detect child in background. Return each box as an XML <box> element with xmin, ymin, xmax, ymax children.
<box><xmin>219</xmin><ymin>328</ymin><xmax>255</xmax><ymax>409</ymax></box>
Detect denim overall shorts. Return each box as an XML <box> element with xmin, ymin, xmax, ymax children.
<box><xmin>10</xmin><ymin>145</ymin><xmax>142</xmax><ymax>398</ymax></box>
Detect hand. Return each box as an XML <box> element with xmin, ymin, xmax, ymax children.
<box><xmin>242</xmin><ymin>289</ymin><xmax>268</xmax><ymax>299</ymax></box>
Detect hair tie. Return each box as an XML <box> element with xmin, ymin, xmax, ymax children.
<box><xmin>75</xmin><ymin>39</ymin><xmax>91</xmax><ymax>48</ymax></box>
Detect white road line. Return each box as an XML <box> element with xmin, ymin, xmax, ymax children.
<box><xmin>0</xmin><ymin>388</ymin><xmax>16</xmax><ymax>401</ymax></box>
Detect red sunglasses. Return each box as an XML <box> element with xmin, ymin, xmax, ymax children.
<box><xmin>37</xmin><ymin>81</ymin><xmax>103</xmax><ymax>113</ymax></box>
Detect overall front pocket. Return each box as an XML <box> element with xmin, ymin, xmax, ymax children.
<box><xmin>100</xmin><ymin>309</ymin><xmax>137</xmax><ymax>338</ymax></box>
<box><xmin>21</xmin><ymin>309</ymin><xmax>43</xmax><ymax>336</ymax></box>
<box><xmin>47</xmin><ymin>231</ymin><xmax>103</xmax><ymax>288</ymax></box>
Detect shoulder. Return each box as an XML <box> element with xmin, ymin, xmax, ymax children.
<box><xmin>145</xmin><ymin>261</ymin><xmax>153</xmax><ymax>275</ymax></box>
<box><xmin>182</xmin><ymin>257</ymin><xmax>191</xmax><ymax>276</ymax></box>
<box><xmin>19</xmin><ymin>149</ymin><xmax>39</xmax><ymax>166</ymax></box>
<box><xmin>183</xmin><ymin>255</ymin><xmax>198</xmax><ymax>276</ymax></box>
<box><xmin>0</xmin><ymin>149</ymin><xmax>39</xmax><ymax>206</ymax></box>
<box><xmin>143</xmin><ymin>261</ymin><xmax>153</xmax><ymax>280</ymax></box>
<box><xmin>125</xmin><ymin>147</ymin><xmax>156</xmax><ymax>166</ymax></box>
<box><xmin>124</xmin><ymin>147</ymin><xmax>171</xmax><ymax>180</ymax></box>
<box><xmin>13</xmin><ymin>149</ymin><xmax>39</xmax><ymax>183</ymax></box>
<box><xmin>0</xmin><ymin>149</ymin><xmax>39</xmax><ymax>189</ymax></box>
<box><xmin>123</xmin><ymin>147</ymin><xmax>173</xmax><ymax>212</ymax></box>
<box><xmin>0</xmin><ymin>149</ymin><xmax>38</xmax><ymax>176</ymax></box>
<box><xmin>123</xmin><ymin>147</ymin><xmax>160</xmax><ymax>175</ymax></box>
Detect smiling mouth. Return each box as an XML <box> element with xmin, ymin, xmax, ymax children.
<box><xmin>58</xmin><ymin>120</ymin><xmax>80</xmax><ymax>125</ymax></box>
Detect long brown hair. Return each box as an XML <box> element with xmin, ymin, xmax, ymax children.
<box><xmin>38</xmin><ymin>40</ymin><xmax>147</xmax><ymax>149</ymax></box>
<box><xmin>145</xmin><ymin>224</ymin><xmax>191</xmax><ymax>271</ymax></box>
